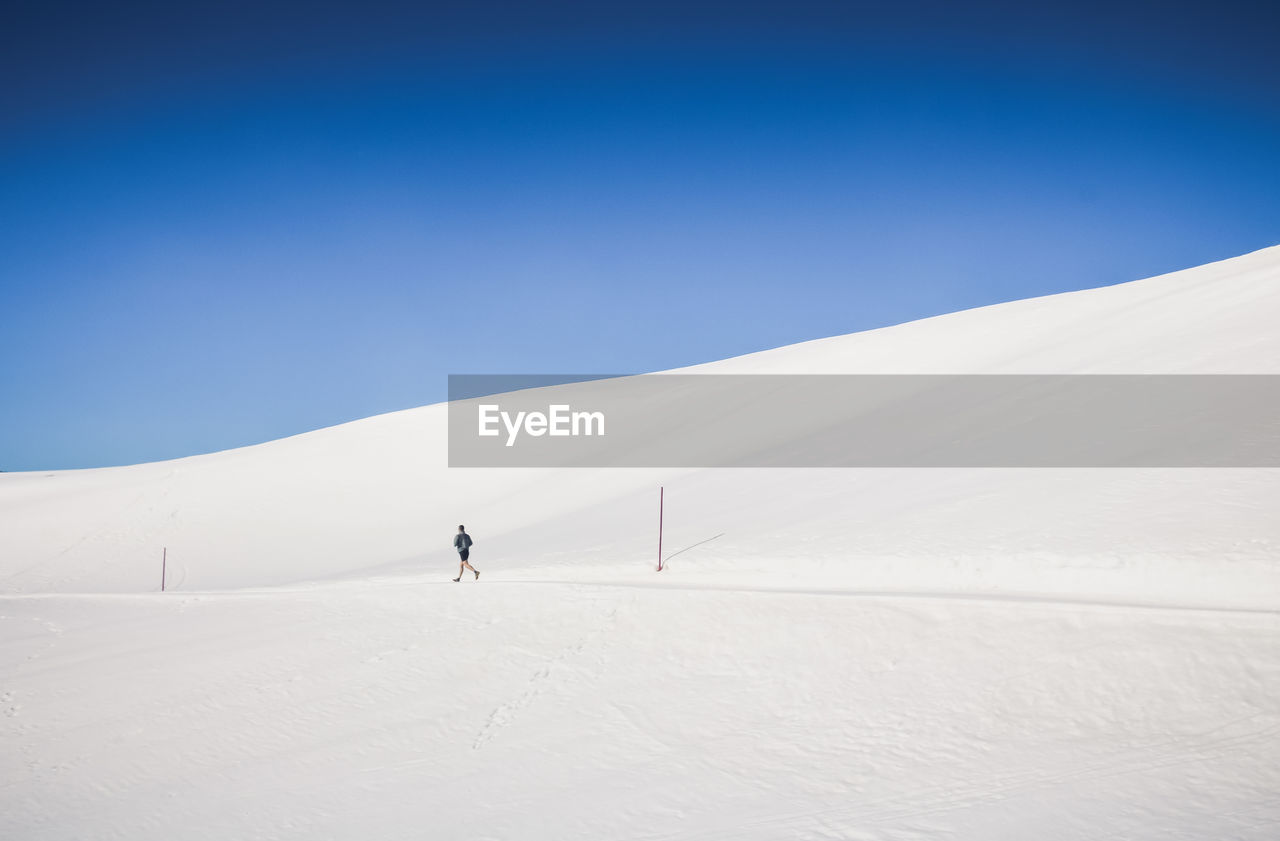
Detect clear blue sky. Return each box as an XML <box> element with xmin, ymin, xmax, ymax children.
<box><xmin>3</xmin><ymin>1</ymin><xmax>1278</xmax><ymax>470</ymax></box>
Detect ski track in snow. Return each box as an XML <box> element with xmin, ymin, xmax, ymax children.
<box><xmin>473</xmin><ymin>595</ymin><xmax>622</xmax><ymax>750</ymax></box>
<box><xmin>3</xmin><ymin>575</ymin><xmax>1275</xmax><ymax>616</ymax></box>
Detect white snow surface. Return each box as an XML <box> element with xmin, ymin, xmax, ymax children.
<box><xmin>3</xmin><ymin>245</ymin><xmax>1280</xmax><ymax>839</ymax></box>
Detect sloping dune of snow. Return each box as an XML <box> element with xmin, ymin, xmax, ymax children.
<box><xmin>2</xmin><ymin>246</ymin><xmax>1278</xmax><ymax>840</ymax></box>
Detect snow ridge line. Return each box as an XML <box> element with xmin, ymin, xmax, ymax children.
<box><xmin>496</xmin><ymin>579</ymin><xmax>1280</xmax><ymax>616</ymax></box>
<box><xmin>1</xmin><ymin>578</ymin><xmax>1277</xmax><ymax>616</ymax></box>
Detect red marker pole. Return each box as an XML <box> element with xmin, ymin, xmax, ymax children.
<box><xmin>657</xmin><ymin>487</ymin><xmax>664</xmax><ymax>571</ymax></box>
<box><xmin>161</xmin><ymin>547</ymin><xmax>167</xmax><ymax>592</ymax></box>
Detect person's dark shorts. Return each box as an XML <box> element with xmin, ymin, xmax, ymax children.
<box><xmin>459</xmin><ymin>549</ymin><xmax>470</xmax><ymax>562</ymax></box>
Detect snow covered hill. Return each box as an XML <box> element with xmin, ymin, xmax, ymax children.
<box><xmin>3</xmin><ymin>245</ymin><xmax>1278</xmax><ymax>602</ymax></box>
<box><xmin>2</xmin><ymin>245</ymin><xmax>1279</xmax><ymax>840</ymax></box>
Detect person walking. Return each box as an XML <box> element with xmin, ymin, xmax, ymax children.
<box><xmin>453</xmin><ymin>525</ymin><xmax>479</xmax><ymax>581</ymax></box>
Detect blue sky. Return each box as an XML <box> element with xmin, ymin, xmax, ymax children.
<box><xmin>3</xmin><ymin>1</ymin><xmax>1279</xmax><ymax>470</ymax></box>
